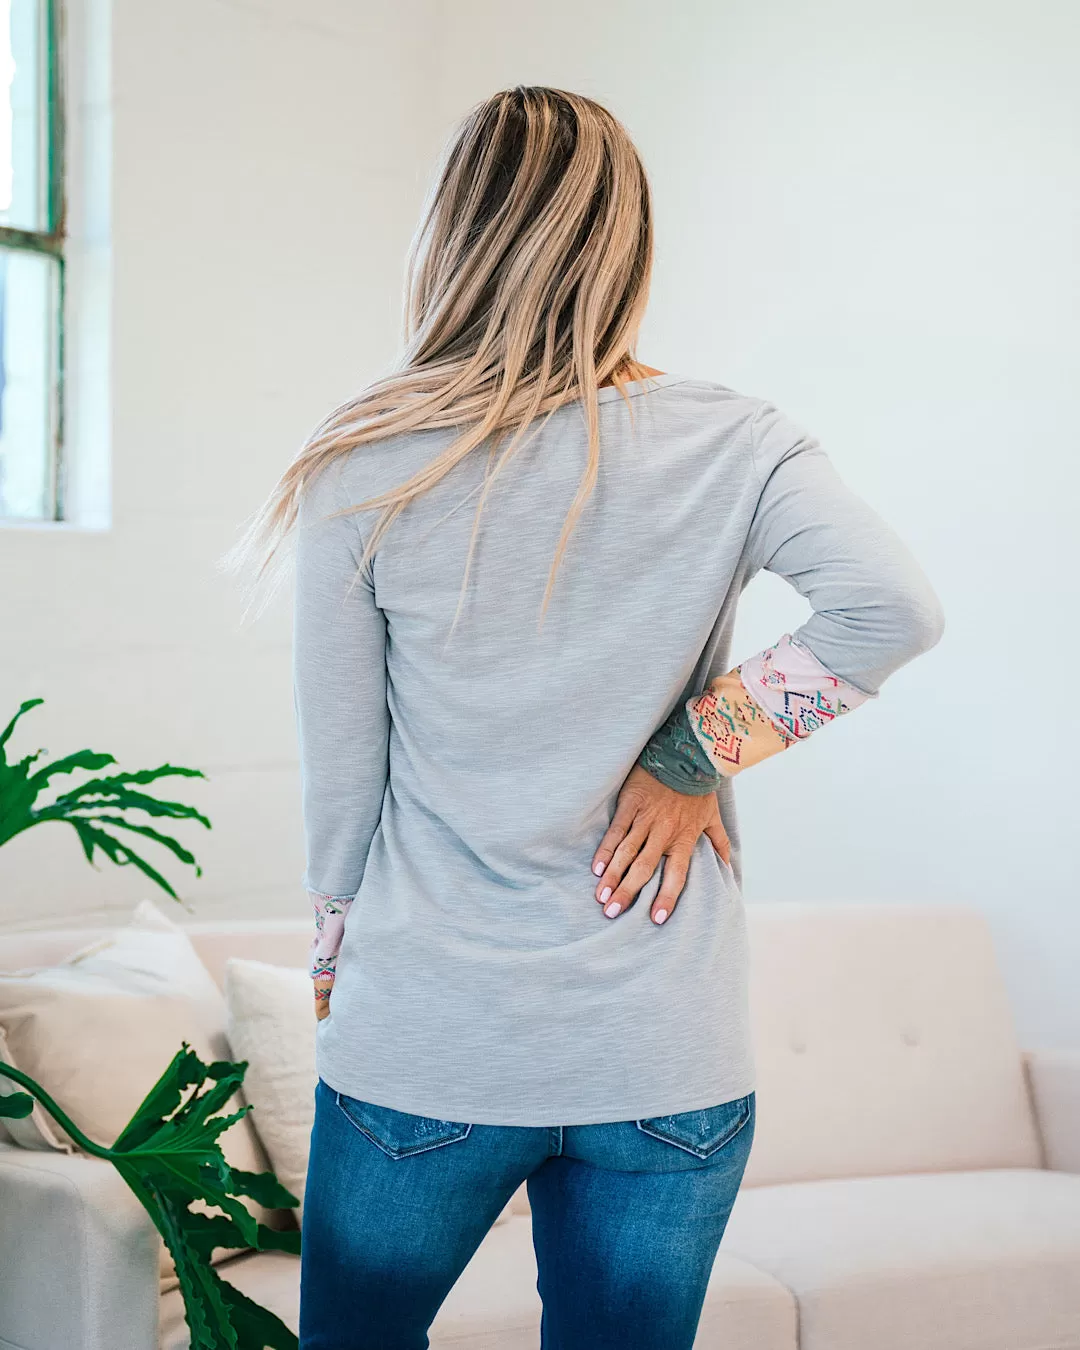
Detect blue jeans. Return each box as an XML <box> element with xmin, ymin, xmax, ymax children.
<box><xmin>300</xmin><ymin>1078</ymin><xmax>755</xmax><ymax>1350</ymax></box>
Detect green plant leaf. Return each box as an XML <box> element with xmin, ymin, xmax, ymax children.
<box><xmin>229</xmin><ymin>1168</ymin><xmax>301</xmax><ymax>1212</ymax></box>
<box><xmin>251</xmin><ymin>1224</ymin><xmax>302</xmax><ymax>1258</ymax></box>
<box><xmin>181</xmin><ymin>1212</ymin><xmax>253</xmax><ymax>1263</ymax></box>
<box><xmin>66</xmin><ymin>814</ymin><xmax>204</xmax><ymax>873</ymax></box>
<box><xmin>0</xmin><ymin>1090</ymin><xmax>34</xmax><ymax>1118</ymax></box>
<box><xmin>26</xmin><ymin>748</ymin><xmax>117</xmax><ymax>789</ymax></box>
<box><xmin>0</xmin><ymin>744</ymin><xmax>42</xmax><ymax>846</ymax></box>
<box><xmin>66</xmin><ymin>763</ymin><xmax>207</xmax><ymax>790</ymax></box>
<box><xmin>140</xmin><ymin>1170</ymin><xmax>240</xmax><ymax>1350</ymax></box>
<box><xmin>0</xmin><ymin>699</ymin><xmax>210</xmax><ymax>900</ymax></box>
<box><xmin>111</xmin><ymin>1043</ymin><xmax>207</xmax><ymax>1150</ymax></box>
<box><xmin>4</xmin><ymin>1045</ymin><xmax>300</xmax><ymax>1349</ymax></box>
<box><xmin>70</xmin><ymin>819</ymin><xmax>183</xmax><ymax>899</ymax></box>
<box><xmin>50</xmin><ymin>783</ymin><xmax>211</xmax><ymax>826</ymax></box>
<box><xmin>220</xmin><ymin>1278</ymin><xmax>299</xmax><ymax>1350</ymax></box>
<box><xmin>0</xmin><ymin>698</ymin><xmax>44</xmax><ymax>756</ymax></box>
<box><xmin>0</xmin><ymin>707</ymin><xmax>297</xmax><ymax>1342</ymax></box>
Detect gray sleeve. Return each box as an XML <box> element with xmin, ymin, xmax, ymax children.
<box><xmin>747</xmin><ymin>400</ymin><xmax>945</xmax><ymax>695</ymax></box>
<box><xmin>293</xmin><ymin>459</ymin><xmax>390</xmax><ymax>900</ymax></box>
<box><xmin>637</xmin><ymin>401</ymin><xmax>944</xmax><ymax>793</ymax></box>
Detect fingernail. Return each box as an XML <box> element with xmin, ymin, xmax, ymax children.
<box><xmin>604</xmin><ymin>900</ymin><xmax>622</xmax><ymax>918</ymax></box>
<box><xmin>599</xmin><ymin>887</ymin><xmax>612</xmax><ymax>904</ymax></box>
<box><xmin>654</xmin><ymin>908</ymin><xmax>668</xmax><ymax>925</ymax></box>
<box><xmin>592</xmin><ymin>861</ymin><xmax>605</xmax><ymax>876</ymax></box>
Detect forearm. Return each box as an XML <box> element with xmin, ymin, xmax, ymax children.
<box><xmin>641</xmin><ymin>402</ymin><xmax>946</xmax><ymax>795</ymax></box>
<box><xmin>294</xmin><ymin>459</ymin><xmax>390</xmax><ymax>1005</ymax></box>
<box><xmin>301</xmin><ymin>770</ymin><xmax>387</xmax><ymax>1003</ymax></box>
<box><xmin>308</xmin><ymin>891</ymin><xmax>355</xmax><ymax>1013</ymax></box>
<box><xmin>301</xmin><ymin>784</ymin><xmax>385</xmax><ymax>998</ymax></box>
<box><xmin>640</xmin><ymin>632</ymin><xmax>871</xmax><ymax>791</ymax></box>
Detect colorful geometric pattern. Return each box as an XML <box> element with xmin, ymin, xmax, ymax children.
<box><xmin>689</xmin><ymin>634</ymin><xmax>870</xmax><ymax>776</ymax></box>
<box><xmin>309</xmin><ymin>891</ymin><xmax>354</xmax><ymax>992</ymax></box>
<box><xmin>687</xmin><ymin>668</ymin><xmax>796</xmax><ymax>775</ymax></box>
<box><xmin>738</xmin><ymin>633</ymin><xmax>870</xmax><ymax>741</ymax></box>
<box><xmin>639</xmin><ymin>633</ymin><xmax>872</xmax><ymax>791</ymax></box>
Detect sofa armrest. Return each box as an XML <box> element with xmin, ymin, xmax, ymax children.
<box><xmin>0</xmin><ymin>1142</ymin><xmax>160</xmax><ymax>1350</ymax></box>
<box><xmin>1024</xmin><ymin>1048</ymin><xmax>1080</xmax><ymax>1173</ymax></box>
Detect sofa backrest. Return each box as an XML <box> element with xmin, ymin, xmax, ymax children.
<box><xmin>0</xmin><ymin>905</ymin><xmax>1044</xmax><ymax>1185</ymax></box>
<box><xmin>740</xmin><ymin>903</ymin><xmax>1042</xmax><ymax>1186</ymax></box>
<box><xmin>187</xmin><ymin>921</ymin><xmax>311</xmax><ymax>988</ymax></box>
<box><xmin>0</xmin><ymin>919</ymin><xmax>311</xmax><ymax>987</ymax></box>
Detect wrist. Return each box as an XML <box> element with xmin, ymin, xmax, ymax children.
<box><xmin>308</xmin><ymin>890</ymin><xmax>354</xmax><ymax>981</ymax></box>
<box><xmin>638</xmin><ymin>703</ymin><xmax>723</xmax><ymax>796</ymax></box>
<box><xmin>313</xmin><ymin>973</ymin><xmax>333</xmax><ymax>1021</ymax></box>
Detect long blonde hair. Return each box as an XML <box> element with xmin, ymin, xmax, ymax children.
<box><xmin>234</xmin><ymin>85</ymin><xmax>654</xmax><ymax>630</ymax></box>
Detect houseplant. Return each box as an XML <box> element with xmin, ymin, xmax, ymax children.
<box><xmin>0</xmin><ymin>698</ymin><xmax>301</xmax><ymax>1349</ymax></box>
<box><xmin>0</xmin><ymin>697</ymin><xmax>210</xmax><ymax>898</ymax></box>
<box><xmin>0</xmin><ymin>1045</ymin><xmax>301</xmax><ymax>1350</ymax></box>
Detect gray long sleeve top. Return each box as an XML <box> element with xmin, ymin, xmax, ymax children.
<box><xmin>293</xmin><ymin>374</ymin><xmax>944</xmax><ymax>1125</ymax></box>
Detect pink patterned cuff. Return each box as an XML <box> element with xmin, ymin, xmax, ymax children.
<box><xmin>681</xmin><ymin>633</ymin><xmax>873</xmax><ymax>779</ymax></box>
<box><xmin>738</xmin><ymin>634</ymin><xmax>872</xmax><ymax>738</ymax></box>
<box><xmin>309</xmin><ymin>891</ymin><xmax>354</xmax><ymax>984</ymax></box>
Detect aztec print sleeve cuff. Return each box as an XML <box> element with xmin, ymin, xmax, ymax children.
<box><xmin>638</xmin><ymin>633</ymin><xmax>873</xmax><ymax>790</ymax></box>
<box><xmin>309</xmin><ymin>891</ymin><xmax>354</xmax><ymax>1003</ymax></box>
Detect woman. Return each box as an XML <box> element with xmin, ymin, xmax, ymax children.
<box><xmin>243</xmin><ymin>86</ymin><xmax>943</xmax><ymax>1350</ymax></box>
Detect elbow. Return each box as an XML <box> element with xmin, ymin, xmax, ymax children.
<box><xmin>889</xmin><ymin>581</ymin><xmax>945</xmax><ymax>663</ymax></box>
<box><xmin>809</xmin><ymin>576</ymin><xmax>945</xmax><ymax>696</ymax></box>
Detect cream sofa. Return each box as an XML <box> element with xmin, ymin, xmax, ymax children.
<box><xmin>1</xmin><ymin>903</ymin><xmax>1078</xmax><ymax>1350</ymax></box>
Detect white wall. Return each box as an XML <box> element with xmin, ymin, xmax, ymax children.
<box><xmin>1</xmin><ymin>2</ymin><xmax>1077</xmax><ymax>1050</ymax></box>
<box><xmin>0</xmin><ymin>0</ymin><xmax>444</xmax><ymax>925</ymax></box>
<box><xmin>428</xmin><ymin>0</ymin><xmax>1080</xmax><ymax>1047</ymax></box>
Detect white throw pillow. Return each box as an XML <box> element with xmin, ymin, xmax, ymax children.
<box><xmin>0</xmin><ymin>900</ymin><xmax>276</xmax><ymax>1281</ymax></box>
<box><xmin>225</xmin><ymin>959</ymin><xmax>316</xmax><ymax>1216</ymax></box>
<box><xmin>0</xmin><ymin>1025</ymin><xmax>65</xmax><ymax>1149</ymax></box>
<box><xmin>223</xmin><ymin>960</ymin><xmax>515</xmax><ymax>1226</ymax></box>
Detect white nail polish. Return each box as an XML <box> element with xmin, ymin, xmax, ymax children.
<box><xmin>593</xmin><ymin>861</ymin><xmax>605</xmax><ymax>876</ymax></box>
<box><xmin>654</xmin><ymin>908</ymin><xmax>668</xmax><ymax>925</ymax></box>
<box><xmin>604</xmin><ymin>900</ymin><xmax>622</xmax><ymax>918</ymax></box>
<box><xmin>599</xmin><ymin>887</ymin><xmax>612</xmax><ymax>904</ymax></box>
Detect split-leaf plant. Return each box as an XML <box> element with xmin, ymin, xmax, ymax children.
<box><xmin>0</xmin><ymin>699</ymin><xmax>299</xmax><ymax>1345</ymax></box>
<box><xmin>0</xmin><ymin>1046</ymin><xmax>301</xmax><ymax>1350</ymax></box>
<box><xmin>0</xmin><ymin>697</ymin><xmax>209</xmax><ymax>900</ymax></box>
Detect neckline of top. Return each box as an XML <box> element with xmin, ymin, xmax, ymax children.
<box><xmin>594</xmin><ymin>372</ymin><xmax>688</xmax><ymax>404</ymax></box>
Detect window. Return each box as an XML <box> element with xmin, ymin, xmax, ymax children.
<box><xmin>0</xmin><ymin>0</ymin><xmax>63</xmax><ymax>521</ymax></box>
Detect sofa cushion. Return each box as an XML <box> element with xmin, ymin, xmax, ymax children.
<box><xmin>722</xmin><ymin>1168</ymin><xmax>1080</xmax><ymax>1350</ymax></box>
<box><xmin>0</xmin><ymin>900</ymin><xmax>273</xmax><ymax>1283</ymax></box>
<box><xmin>224</xmin><ymin>959</ymin><xmax>317</xmax><ymax>1217</ymax></box>
<box><xmin>742</xmin><ymin>904</ymin><xmax>1041</xmax><ymax>1185</ymax></box>
<box><xmin>691</xmin><ymin>1251</ymin><xmax>797</xmax><ymax>1350</ymax></box>
<box><xmin>158</xmin><ymin>1219</ymin><xmax>797</xmax><ymax>1350</ymax></box>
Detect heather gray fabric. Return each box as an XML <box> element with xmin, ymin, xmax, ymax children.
<box><xmin>293</xmin><ymin>374</ymin><xmax>944</xmax><ymax>1126</ymax></box>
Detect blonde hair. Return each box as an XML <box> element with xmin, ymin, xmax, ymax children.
<box><xmin>233</xmin><ymin>85</ymin><xmax>654</xmax><ymax>631</ymax></box>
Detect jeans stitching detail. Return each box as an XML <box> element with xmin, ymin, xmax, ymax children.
<box><xmin>334</xmin><ymin>1091</ymin><xmax>473</xmax><ymax>1158</ymax></box>
<box><xmin>633</xmin><ymin>1095</ymin><xmax>753</xmax><ymax>1159</ymax></box>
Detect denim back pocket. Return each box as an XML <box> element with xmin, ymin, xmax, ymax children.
<box><xmin>635</xmin><ymin>1093</ymin><xmax>754</xmax><ymax>1160</ymax></box>
<box><xmin>335</xmin><ymin>1092</ymin><xmax>472</xmax><ymax>1159</ymax></box>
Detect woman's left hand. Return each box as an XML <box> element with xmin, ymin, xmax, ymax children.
<box><xmin>591</xmin><ymin>764</ymin><xmax>730</xmax><ymax>926</ymax></box>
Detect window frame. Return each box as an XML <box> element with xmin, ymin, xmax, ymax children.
<box><xmin>0</xmin><ymin>0</ymin><xmax>66</xmax><ymax>522</ymax></box>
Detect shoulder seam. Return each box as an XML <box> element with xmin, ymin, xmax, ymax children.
<box><xmin>328</xmin><ymin>455</ymin><xmax>375</xmax><ymax>582</ymax></box>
